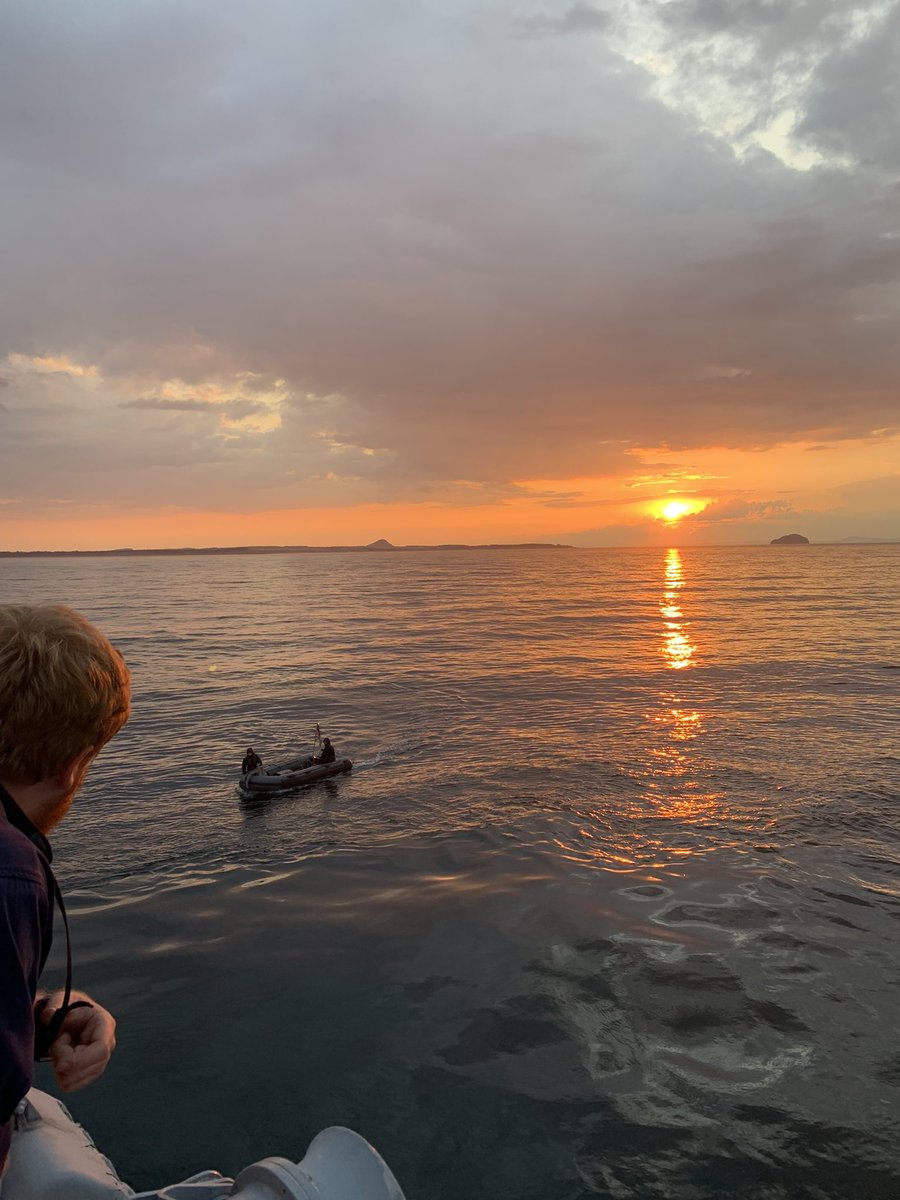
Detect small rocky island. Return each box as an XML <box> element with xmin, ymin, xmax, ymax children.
<box><xmin>770</xmin><ymin>533</ymin><xmax>810</xmax><ymax>545</ymax></box>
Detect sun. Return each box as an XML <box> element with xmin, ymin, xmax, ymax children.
<box><xmin>661</xmin><ymin>500</ymin><xmax>692</xmax><ymax>523</ymax></box>
<box><xmin>643</xmin><ymin>496</ymin><xmax>715</xmax><ymax>525</ymax></box>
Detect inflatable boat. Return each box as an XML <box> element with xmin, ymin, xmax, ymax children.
<box><xmin>6</xmin><ymin>1088</ymin><xmax>406</xmax><ymax>1199</ymax></box>
<box><xmin>240</xmin><ymin>755</ymin><xmax>353</xmax><ymax>793</ymax></box>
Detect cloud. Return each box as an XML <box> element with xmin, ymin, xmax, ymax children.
<box><xmin>796</xmin><ymin>5</ymin><xmax>900</xmax><ymax>169</ymax></box>
<box><xmin>520</xmin><ymin>4</ymin><xmax>611</xmax><ymax>36</ymax></box>
<box><xmin>830</xmin><ymin>471</ymin><xmax>900</xmax><ymax>510</ymax></box>
<box><xmin>0</xmin><ymin>0</ymin><xmax>897</xmax><ymax>530</ymax></box>
<box><xmin>611</xmin><ymin>0</ymin><xmax>895</xmax><ymax>168</ymax></box>
<box><xmin>120</xmin><ymin>396</ymin><xmax>269</xmax><ymax>419</ymax></box>
<box><xmin>121</xmin><ymin>397</ymin><xmax>221</xmax><ymax>413</ymax></box>
<box><xmin>4</xmin><ymin>353</ymin><xmax>99</xmax><ymax>378</ymax></box>
<box><xmin>659</xmin><ymin>0</ymin><xmax>809</xmax><ymax>36</ymax></box>
<box><xmin>686</xmin><ymin>497</ymin><xmax>794</xmax><ymax>522</ymax></box>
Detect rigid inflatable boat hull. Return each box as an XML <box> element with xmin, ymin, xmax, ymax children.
<box><xmin>240</xmin><ymin>757</ymin><xmax>352</xmax><ymax>793</ymax></box>
<box><xmin>6</xmin><ymin>1088</ymin><xmax>406</xmax><ymax>1199</ymax></box>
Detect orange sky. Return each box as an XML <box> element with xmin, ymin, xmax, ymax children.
<box><xmin>4</xmin><ymin>424</ymin><xmax>898</xmax><ymax>550</ymax></box>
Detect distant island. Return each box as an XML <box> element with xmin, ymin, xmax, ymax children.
<box><xmin>769</xmin><ymin>534</ymin><xmax>900</xmax><ymax>546</ymax></box>
<box><xmin>0</xmin><ymin>539</ymin><xmax>572</xmax><ymax>558</ymax></box>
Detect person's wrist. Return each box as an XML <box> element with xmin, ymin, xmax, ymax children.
<box><xmin>33</xmin><ymin>995</ymin><xmax>55</xmax><ymax>1025</ymax></box>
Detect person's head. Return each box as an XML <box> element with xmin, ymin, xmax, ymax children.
<box><xmin>246</xmin><ymin>747</ymin><xmax>254</xmax><ymax>756</ymax></box>
<box><xmin>323</xmin><ymin>738</ymin><xmax>331</xmax><ymax>747</ymax></box>
<box><xmin>0</xmin><ymin>605</ymin><xmax>131</xmax><ymax>827</ymax></box>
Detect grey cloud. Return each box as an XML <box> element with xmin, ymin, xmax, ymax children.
<box><xmin>659</xmin><ymin>0</ymin><xmax>792</xmax><ymax>35</ymax></box>
<box><xmin>655</xmin><ymin>1</ymin><xmax>867</xmax><ymax>50</ymax></box>
<box><xmin>645</xmin><ymin>0</ymin><xmax>896</xmax><ymax>163</ymax></box>
<box><xmin>0</xmin><ymin>3</ymin><xmax>233</xmax><ymax>181</ymax></box>
<box><xmin>797</xmin><ymin>7</ymin><xmax>900</xmax><ymax>168</ymax></box>
<box><xmin>0</xmin><ymin>0</ymin><xmax>897</xmax><ymax>511</ymax></box>
<box><xmin>687</xmin><ymin>497</ymin><xmax>794</xmax><ymax>521</ymax></box>
<box><xmin>121</xmin><ymin>398</ymin><xmax>219</xmax><ymax>413</ymax></box>
<box><xmin>223</xmin><ymin>399</ymin><xmax>270</xmax><ymax>420</ymax></box>
<box><xmin>120</xmin><ymin>396</ymin><xmax>268</xmax><ymax>417</ymax></box>
<box><xmin>520</xmin><ymin>4</ymin><xmax>611</xmax><ymax>35</ymax></box>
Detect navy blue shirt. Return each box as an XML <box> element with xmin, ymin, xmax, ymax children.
<box><xmin>0</xmin><ymin>788</ymin><xmax>54</xmax><ymax>1170</ymax></box>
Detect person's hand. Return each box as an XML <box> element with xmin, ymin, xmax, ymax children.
<box><xmin>42</xmin><ymin>991</ymin><xmax>117</xmax><ymax>1092</ymax></box>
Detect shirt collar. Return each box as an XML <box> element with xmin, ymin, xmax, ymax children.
<box><xmin>0</xmin><ymin>783</ymin><xmax>53</xmax><ymax>863</ymax></box>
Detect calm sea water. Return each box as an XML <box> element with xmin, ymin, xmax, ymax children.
<box><xmin>3</xmin><ymin>546</ymin><xmax>900</xmax><ymax>1199</ymax></box>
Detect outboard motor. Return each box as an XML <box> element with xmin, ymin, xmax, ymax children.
<box><xmin>6</xmin><ymin>1090</ymin><xmax>407</xmax><ymax>1200</ymax></box>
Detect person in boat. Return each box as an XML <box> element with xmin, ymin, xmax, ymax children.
<box><xmin>241</xmin><ymin>747</ymin><xmax>263</xmax><ymax>774</ymax></box>
<box><xmin>0</xmin><ymin>605</ymin><xmax>131</xmax><ymax>1174</ymax></box>
<box><xmin>298</xmin><ymin>736</ymin><xmax>336</xmax><ymax>769</ymax></box>
<box><xmin>313</xmin><ymin>737</ymin><xmax>336</xmax><ymax>765</ymax></box>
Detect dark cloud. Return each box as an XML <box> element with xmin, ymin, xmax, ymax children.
<box><xmin>121</xmin><ymin>398</ymin><xmax>220</xmax><ymax>413</ymax></box>
<box><xmin>645</xmin><ymin>0</ymin><xmax>896</xmax><ymax>161</ymax></box>
<box><xmin>659</xmin><ymin>0</ymin><xmax>793</xmax><ymax>35</ymax></box>
<box><xmin>520</xmin><ymin>4</ymin><xmax>611</xmax><ymax>35</ymax></box>
<box><xmin>120</xmin><ymin>396</ymin><xmax>268</xmax><ymax>417</ymax></box>
<box><xmin>797</xmin><ymin>6</ymin><xmax>900</xmax><ymax>168</ymax></box>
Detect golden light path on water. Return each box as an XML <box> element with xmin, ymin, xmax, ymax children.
<box><xmin>660</xmin><ymin>547</ymin><xmax>695</xmax><ymax>671</ymax></box>
<box><xmin>568</xmin><ymin>547</ymin><xmax>727</xmax><ymax>871</ymax></box>
<box><xmin>644</xmin><ymin>548</ymin><xmax>723</xmax><ymax>836</ymax></box>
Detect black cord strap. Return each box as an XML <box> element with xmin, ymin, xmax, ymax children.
<box><xmin>33</xmin><ymin>879</ymin><xmax>93</xmax><ymax>1060</ymax></box>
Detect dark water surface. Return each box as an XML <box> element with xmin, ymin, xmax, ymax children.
<box><xmin>3</xmin><ymin>546</ymin><xmax>900</xmax><ymax>1198</ymax></box>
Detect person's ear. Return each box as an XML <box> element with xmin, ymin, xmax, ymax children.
<box><xmin>54</xmin><ymin>747</ymin><xmax>98</xmax><ymax>796</ymax></box>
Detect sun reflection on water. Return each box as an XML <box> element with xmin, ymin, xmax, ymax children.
<box><xmin>661</xmin><ymin>548</ymin><xmax>695</xmax><ymax>670</ymax></box>
<box><xmin>642</xmin><ymin>549</ymin><xmax>724</xmax><ymax>833</ymax></box>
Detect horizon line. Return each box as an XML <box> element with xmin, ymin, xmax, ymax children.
<box><xmin>3</xmin><ymin>538</ymin><xmax>899</xmax><ymax>557</ymax></box>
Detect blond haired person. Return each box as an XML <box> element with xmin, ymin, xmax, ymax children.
<box><xmin>0</xmin><ymin>605</ymin><xmax>130</xmax><ymax>1175</ymax></box>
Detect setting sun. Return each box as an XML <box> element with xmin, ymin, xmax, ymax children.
<box><xmin>660</xmin><ymin>500</ymin><xmax>695</xmax><ymax>523</ymax></box>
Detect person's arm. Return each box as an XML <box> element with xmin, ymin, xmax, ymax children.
<box><xmin>34</xmin><ymin>989</ymin><xmax>117</xmax><ymax>1092</ymax></box>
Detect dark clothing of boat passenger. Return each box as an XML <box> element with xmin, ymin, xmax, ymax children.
<box><xmin>0</xmin><ymin>790</ymin><xmax>55</xmax><ymax>1168</ymax></box>
<box><xmin>0</xmin><ymin>604</ymin><xmax>131</xmax><ymax>1175</ymax></box>
<box><xmin>315</xmin><ymin>738</ymin><xmax>336</xmax><ymax>764</ymax></box>
<box><xmin>242</xmin><ymin>749</ymin><xmax>262</xmax><ymax>774</ymax></box>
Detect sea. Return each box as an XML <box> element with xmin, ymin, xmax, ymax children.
<box><xmin>3</xmin><ymin>545</ymin><xmax>900</xmax><ymax>1199</ymax></box>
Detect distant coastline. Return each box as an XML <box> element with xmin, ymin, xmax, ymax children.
<box><xmin>2</xmin><ymin>537</ymin><xmax>898</xmax><ymax>558</ymax></box>
<box><xmin>0</xmin><ymin>541</ymin><xmax>573</xmax><ymax>558</ymax></box>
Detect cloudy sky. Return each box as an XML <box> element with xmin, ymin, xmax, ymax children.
<box><xmin>1</xmin><ymin>0</ymin><xmax>898</xmax><ymax>548</ymax></box>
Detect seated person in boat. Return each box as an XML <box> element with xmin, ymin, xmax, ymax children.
<box><xmin>313</xmin><ymin>737</ymin><xmax>336</xmax><ymax>765</ymax></box>
<box><xmin>241</xmin><ymin>747</ymin><xmax>263</xmax><ymax>773</ymax></box>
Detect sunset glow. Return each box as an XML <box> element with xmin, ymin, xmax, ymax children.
<box><xmin>659</xmin><ymin>500</ymin><xmax>696</xmax><ymax>524</ymax></box>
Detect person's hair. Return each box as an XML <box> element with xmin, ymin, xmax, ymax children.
<box><xmin>0</xmin><ymin>605</ymin><xmax>131</xmax><ymax>785</ymax></box>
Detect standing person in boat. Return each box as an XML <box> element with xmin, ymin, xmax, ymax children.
<box><xmin>241</xmin><ymin>747</ymin><xmax>263</xmax><ymax>774</ymax></box>
<box><xmin>0</xmin><ymin>605</ymin><xmax>131</xmax><ymax>1175</ymax></box>
<box><xmin>313</xmin><ymin>737</ymin><xmax>336</xmax><ymax>765</ymax></box>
